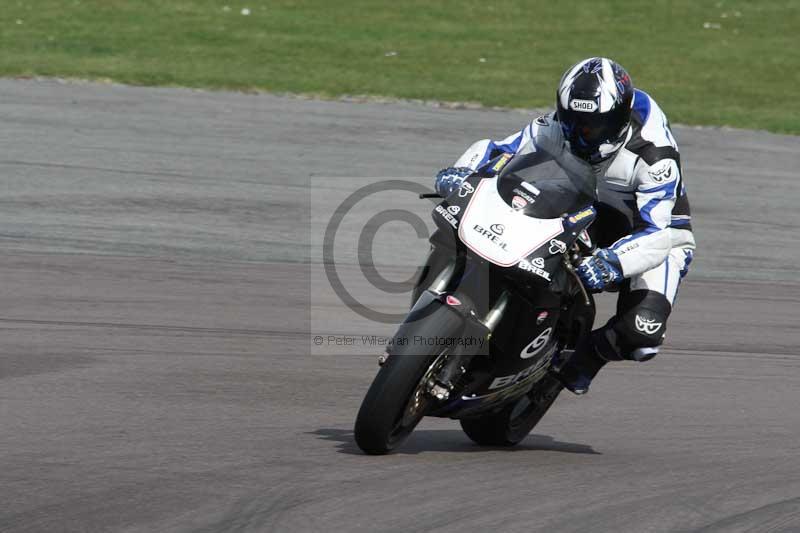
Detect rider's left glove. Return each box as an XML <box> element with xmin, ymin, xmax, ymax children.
<box><xmin>434</xmin><ymin>167</ymin><xmax>473</xmax><ymax>197</ymax></box>
<box><xmin>576</xmin><ymin>249</ymin><xmax>623</xmax><ymax>291</ymax></box>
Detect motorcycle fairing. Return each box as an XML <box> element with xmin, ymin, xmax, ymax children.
<box><xmin>457</xmin><ymin>177</ymin><xmax>564</xmax><ymax>267</ymax></box>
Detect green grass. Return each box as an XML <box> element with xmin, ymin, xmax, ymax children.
<box><xmin>3</xmin><ymin>0</ymin><xmax>799</xmax><ymax>133</ymax></box>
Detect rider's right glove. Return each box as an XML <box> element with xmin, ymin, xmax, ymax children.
<box><xmin>434</xmin><ymin>167</ymin><xmax>473</xmax><ymax>197</ymax></box>
<box><xmin>576</xmin><ymin>249</ymin><xmax>623</xmax><ymax>291</ymax></box>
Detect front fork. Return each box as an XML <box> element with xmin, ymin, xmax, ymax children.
<box><xmin>424</xmin><ymin>290</ymin><xmax>510</xmax><ymax>401</ymax></box>
<box><xmin>398</xmin><ymin>249</ymin><xmax>511</xmax><ymax>402</ymax></box>
<box><xmin>552</xmin><ymin>259</ymin><xmax>596</xmax><ymax>373</ymax></box>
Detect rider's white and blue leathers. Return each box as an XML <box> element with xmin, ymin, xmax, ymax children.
<box><xmin>446</xmin><ymin>89</ymin><xmax>696</xmax><ymax>363</ymax></box>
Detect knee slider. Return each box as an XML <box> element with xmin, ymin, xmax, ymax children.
<box><xmin>629</xmin><ymin>347</ymin><xmax>660</xmax><ymax>362</ymax></box>
<box><xmin>590</xmin><ymin>321</ymin><xmax>661</xmax><ymax>362</ymax></box>
<box><xmin>614</xmin><ymin>291</ymin><xmax>671</xmax><ymax>360</ymax></box>
<box><xmin>615</xmin><ymin>308</ymin><xmax>667</xmax><ymax>349</ymax></box>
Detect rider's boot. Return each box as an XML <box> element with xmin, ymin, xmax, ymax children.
<box><xmin>551</xmin><ymin>334</ymin><xmax>608</xmax><ymax>395</ymax></box>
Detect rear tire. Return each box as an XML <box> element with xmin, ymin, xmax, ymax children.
<box><xmin>354</xmin><ymin>303</ymin><xmax>463</xmax><ymax>455</ymax></box>
<box><xmin>460</xmin><ymin>374</ymin><xmax>563</xmax><ymax>446</ymax></box>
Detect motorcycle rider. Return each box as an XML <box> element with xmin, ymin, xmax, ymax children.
<box><xmin>434</xmin><ymin>57</ymin><xmax>696</xmax><ymax>394</ymax></box>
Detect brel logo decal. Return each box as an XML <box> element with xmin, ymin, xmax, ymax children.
<box><xmin>489</xmin><ymin>223</ymin><xmax>505</xmax><ymax>235</ymax></box>
<box><xmin>518</xmin><ymin>258</ymin><xmax>551</xmax><ymax>282</ymax></box>
<box><xmin>489</xmin><ymin>343</ymin><xmax>555</xmax><ymax>389</ymax></box>
<box><xmin>473</xmin><ymin>224</ymin><xmax>507</xmax><ymax>250</ymax></box>
<box><xmin>435</xmin><ymin>205</ymin><xmax>459</xmax><ymax>229</ymax></box>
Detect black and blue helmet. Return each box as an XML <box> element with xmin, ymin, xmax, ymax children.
<box><xmin>556</xmin><ymin>57</ymin><xmax>634</xmax><ymax>164</ymax></box>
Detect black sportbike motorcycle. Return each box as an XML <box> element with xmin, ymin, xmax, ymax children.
<box><xmin>354</xmin><ymin>148</ymin><xmax>600</xmax><ymax>455</ymax></box>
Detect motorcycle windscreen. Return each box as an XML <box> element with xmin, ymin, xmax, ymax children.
<box><xmin>497</xmin><ymin>141</ymin><xmax>596</xmax><ymax>218</ymax></box>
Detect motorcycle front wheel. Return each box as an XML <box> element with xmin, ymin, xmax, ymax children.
<box><xmin>354</xmin><ymin>303</ymin><xmax>462</xmax><ymax>455</ymax></box>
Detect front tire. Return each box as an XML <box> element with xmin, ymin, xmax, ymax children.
<box><xmin>354</xmin><ymin>303</ymin><xmax>463</xmax><ymax>455</ymax></box>
<box><xmin>460</xmin><ymin>374</ymin><xmax>563</xmax><ymax>446</ymax></box>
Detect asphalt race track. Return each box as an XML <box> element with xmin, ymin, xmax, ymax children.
<box><xmin>1</xmin><ymin>79</ymin><xmax>799</xmax><ymax>532</ymax></box>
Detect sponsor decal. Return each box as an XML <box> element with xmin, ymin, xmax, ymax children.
<box><xmin>511</xmin><ymin>195</ymin><xmax>528</xmax><ymax>210</ymax></box>
<box><xmin>492</xmin><ymin>153</ymin><xmax>513</xmax><ymax>173</ymax></box>
<box><xmin>489</xmin><ymin>223</ymin><xmax>505</xmax><ymax>235</ymax></box>
<box><xmin>635</xmin><ymin>315</ymin><xmax>663</xmax><ymax>335</ymax></box>
<box><xmin>458</xmin><ymin>182</ymin><xmax>475</xmax><ymax>198</ymax></box>
<box><xmin>569</xmin><ymin>99</ymin><xmax>598</xmax><ymax>112</ymax></box>
<box><xmin>578</xmin><ymin>229</ymin><xmax>592</xmax><ymax>248</ymax></box>
<box><xmin>616</xmin><ymin>241</ymin><xmax>639</xmax><ymax>255</ymax></box>
<box><xmin>511</xmin><ymin>187</ymin><xmax>537</xmax><ymax>204</ymax></box>
<box><xmin>489</xmin><ymin>353</ymin><xmax>551</xmax><ymax>390</ymax></box>
<box><xmin>520</xmin><ymin>327</ymin><xmax>553</xmax><ymax>359</ymax></box>
<box><xmin>520</xmin><ymin>182</ymin><xmax>541</xmax><ymax>195</ymax></box>
<box><xmin>568</xmin><ymin>208</ymin><xmax>594</xmax><ymax>225</ymax></box>
<box><xmin>434</xmin><ymin>204</ymin><xmax>459</xmax><ymax>229</ymax></box>
<box><xmin>535</xmin><ymin>114</ymin><xmax>550</xmax><ymax>126</ymax></box>
<box><xmin>536</xmin><ymin>311</ymin><xmax>549</xmax><ymax>324</ymax></box>
<box><xmin>445</xmin><ymin>295</ymin><xmax>461</xmax><ymax>306</ymax></box>
<box><xmin>473</xmin><ymin>224</ymin><xmax>507</xmax><ymax>250</ymax></box>
<box><xmin>548</xmin><ymin>239</ymin><xmax>567</xmax><ymax>255</ymax></box>
<box><xmin>648</xmin><ymin>161</ymin><xmax>676</xmax><ymax>183</ymax></box>
<box><xmin>447</xmin><ymin>205</ymin><xmax>460</xmax><ymax>215</ymax></box>
<box><xmin>517</xmin><ymin>258</ymin><xmax>551</xmax><ymax>282</ymax></box>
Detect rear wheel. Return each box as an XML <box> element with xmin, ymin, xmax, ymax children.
<box><xmin>354</xmin><ymin>304</ymin><xmax>463</xmax><ymax>455</ymax></box>
<box><xmin>460</xmin><ymin>374</ymin><xmax>564</xmax><ymax>446</ymax></box>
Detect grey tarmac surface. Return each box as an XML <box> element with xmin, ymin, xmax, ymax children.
<box><xmin>1</xmin><ymin>78</ymin><xmax>799</xmax><ymax>532</ymax></box>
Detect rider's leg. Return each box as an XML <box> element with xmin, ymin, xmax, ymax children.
<box><xmin>556</xmin><ymin>248</ymin><xmax>691</xmax><ymax>394</ymax></box>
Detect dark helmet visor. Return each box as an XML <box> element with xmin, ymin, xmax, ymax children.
<box><xmin>558</xmin><ymin>104</ymin><xmax>629</xmax><ymax>148</ymax></box>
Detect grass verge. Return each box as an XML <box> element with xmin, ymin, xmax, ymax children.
<box><xmin>2</xmin><ymin>0</ymin><xmax>798</xmax><ymax>133</ymax></box>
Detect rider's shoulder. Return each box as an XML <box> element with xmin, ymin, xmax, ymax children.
<box><xmin>631</xmin><ymin>89</ymin><xmax>670</xmax><ymax>128</ymax></box>
<box><xmin>527</xmin><ymin>112</ymin><xmax>562</xmax><ymax>141</ymax></box>
<box><xmin>529</xmin><ymin>111</ymin><xmax>558</xmax><ymax>130</ymax></box>
<box><xmin>524</xmin><ymin>112</ymin><xmax>564</xmax><ymax>156</ymax></box>
<box><xmin>624</xmin><ymin>89</ymin><xmax>679</xmax><ymax>165</ymax></box>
